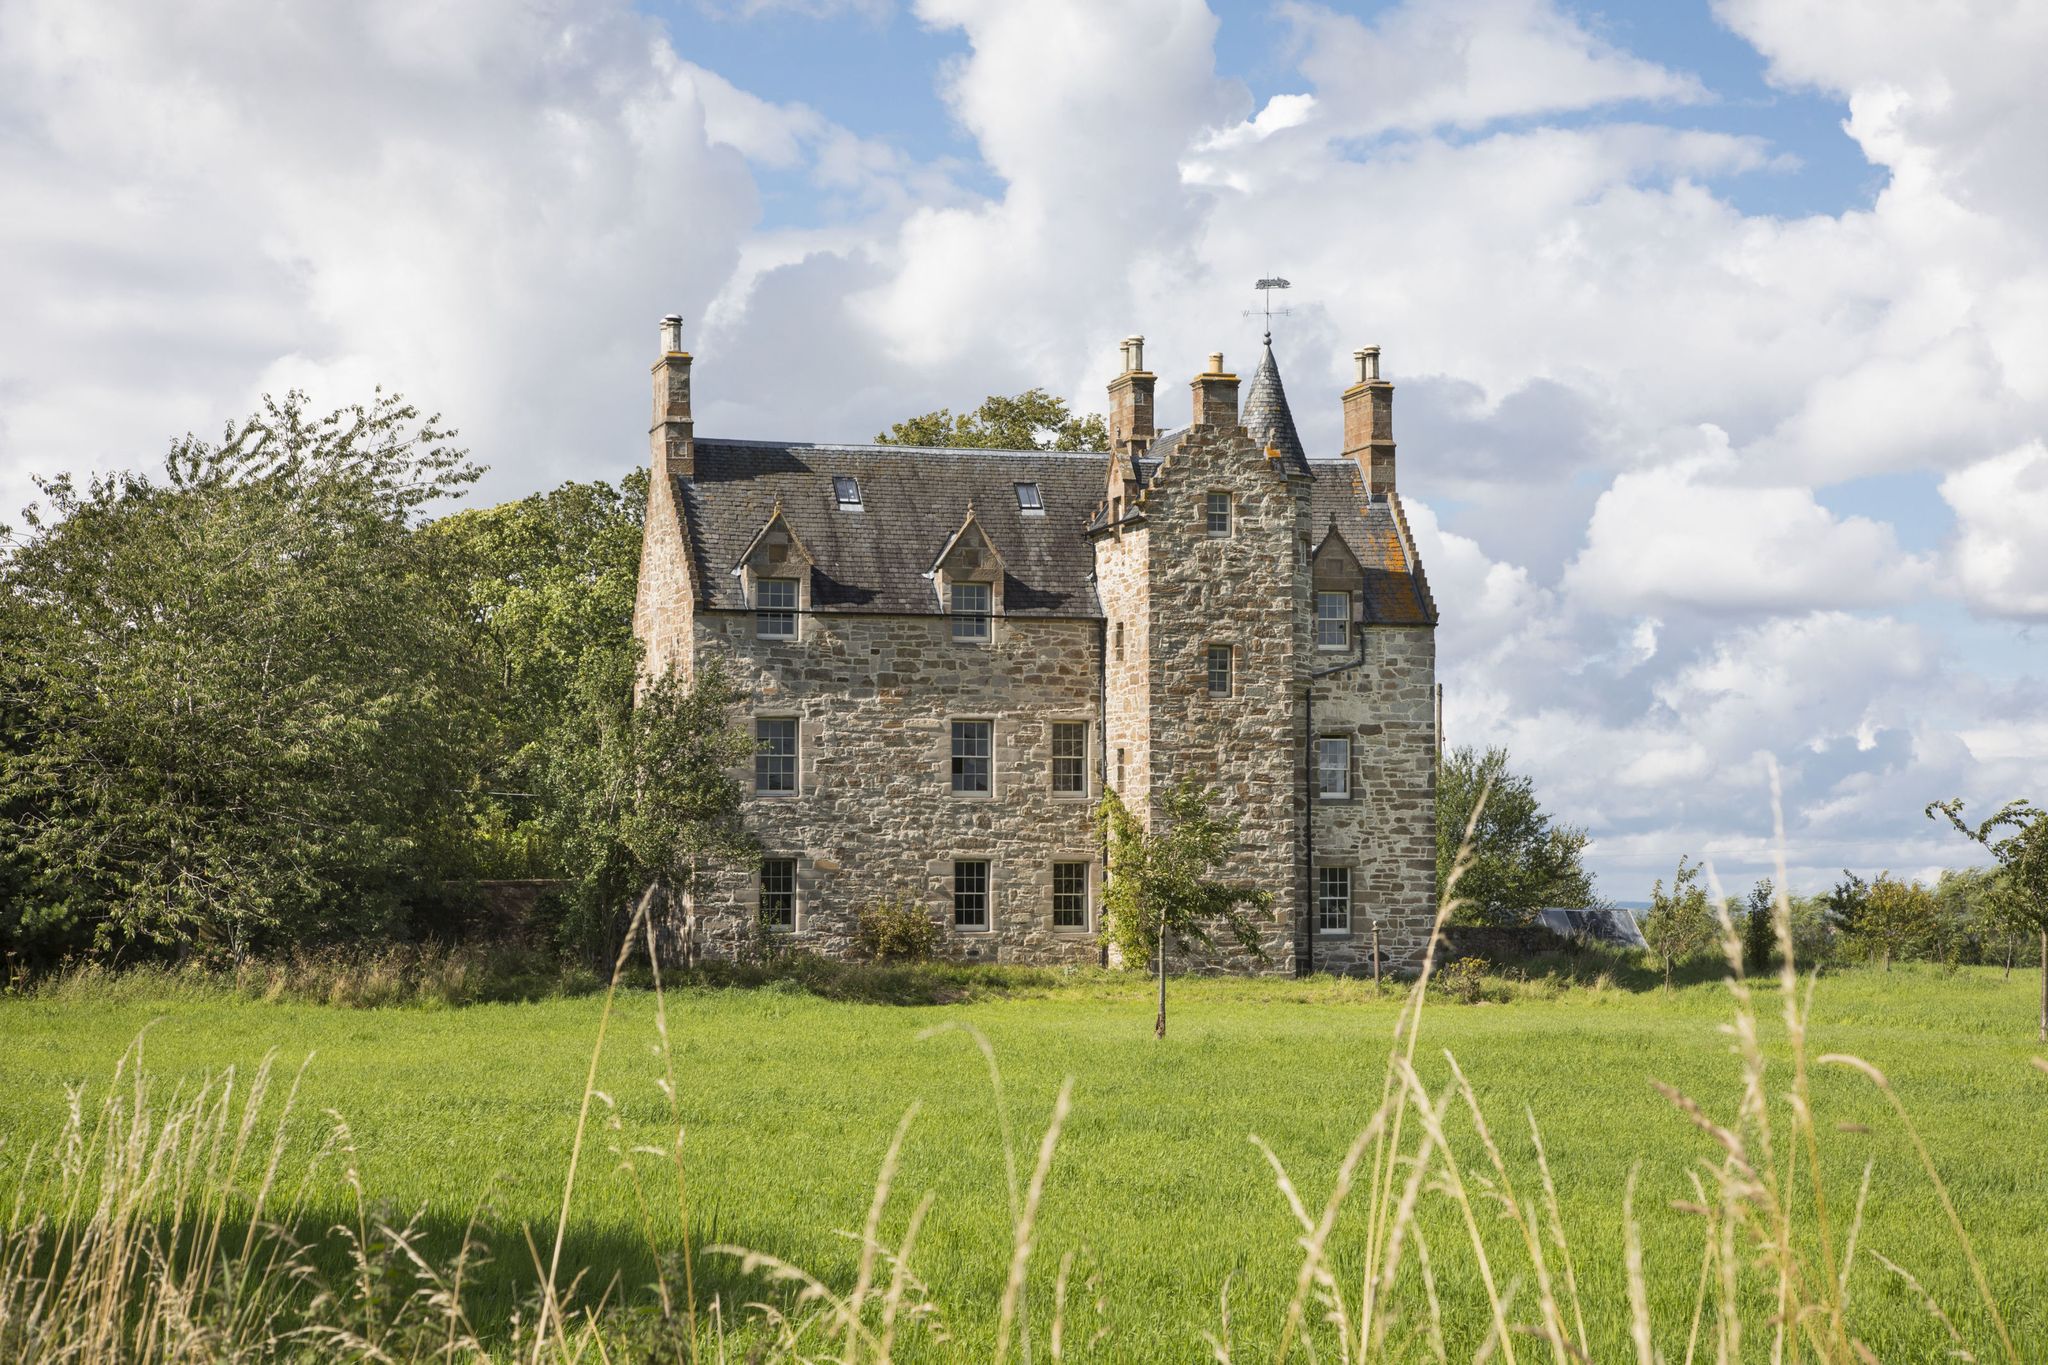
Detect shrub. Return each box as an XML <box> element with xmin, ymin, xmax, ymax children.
<box><xmin>1432</xmin><ymin>956</ymin><xmax>1499</xmax><ymax>1004</ymax></box>
<box><xmin>852</xmin><ymin>897</ymin><xmax>941</xmax><ymax>963</ymax></box>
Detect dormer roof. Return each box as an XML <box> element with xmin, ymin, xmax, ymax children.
<box><xmin>928</xmin><ymin>504</ymin><xmax>1006</xmax><ymax>578</ymax></box>
<box><xmin>730</xmin><ymin>500</ymin><xmax>815</xmax><ymax>572</ymax></box>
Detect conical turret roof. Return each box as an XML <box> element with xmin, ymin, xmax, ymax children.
<box><xmin>1242</xmin><ymin>337</ymin><xmax>1309</xmax><ymax>473</ymax></box>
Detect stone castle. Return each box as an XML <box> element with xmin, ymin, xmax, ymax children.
<box><xmin>633</xmin><ymin>315</ymin><xmax>1438</xmax><ymax>973</ymax></box>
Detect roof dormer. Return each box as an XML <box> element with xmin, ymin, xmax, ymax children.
<box><xmin>731</xmin><ymin>501</ymin><xmax>816</xmax><ymax>624</ymax></box>
<box><xmin>927</xmin><ymin>505</ymin><xmax>1006</xmax><ymax>629</ymax></box>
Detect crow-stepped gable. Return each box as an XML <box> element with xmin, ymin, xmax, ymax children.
<box><xmin>632</xmin><ymin>318</ymin><xmax>1439</xmax><ymax>973</ymax></box>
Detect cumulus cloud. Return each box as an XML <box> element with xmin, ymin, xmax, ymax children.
<box><xmin>1942</xmin><ymin>441</ymin><xmax>2048</xmax><ymax>618</ymax></box>
<box><xmin>1564</xmin><ymin>443</ymin><xmax>1935</xmax><ymax>613</ymax></box>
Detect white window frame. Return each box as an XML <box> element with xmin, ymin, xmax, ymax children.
<box><xmin>953</xmin><ymin>859</ymin><xmax>991</xmax><ymax>930</ymax></box>
<box><xmin>1051</xmin><ymin>861</ymin><xmax>1090</xmax><ymax>932</ymax></box>
<box><xmin>1316</xmin><ymin>866</ymin><xmax>1351</xmax><ymax>935</ymax></box>
<box><xmin>833</xmin><ymin>476</ymin><xmax>862</xmax><ymax>509</ymax></box>
<box><xmin>950</xmin><ymin>581</ymin><xmax>991</xmax><ymax>642</ymax></box>
<box><xmin>756</xmin><ymin>577</ymin><xmax>798</xmax><ymax>640</ymax></box>
<box><xmin>755</xmin><ymin>717</ymin><xmax>798</xmax><ymax>794</ymax></box>
<box><xmin>759</xmin><ymin>858</ymin><xmax>796</xmax><ymax>929</ymax></box>
<box><xmin>1206</xmin><ymin>644</ymin><xmax>1233</xmax><ymax>698</ymax></box>
<box><xmin>1050</xmin><ymin>721</ymin><xmax>1088</xmax><ymax>797</ymax></box>
<box><xmin>1205</xmin><ymin>491</ymin><xmax>1232</xmax><ymax>538</ymax></box>
<box><xmin>950</xmin><ymin>719</ymin><xmax>993</xmax><ymax>794</ymax></box>
<box><xmin>1317</xmin><ymin>736</ymin><xmax>1351</xmax><ymax>800</ymax></box>
<box><xmin>1015</xmin><ymin>482</ymin><xmax>1044</xmax><ymax>514</ymax></box>
<box><xmin>1315</xmin><ymin>590</ymin><xmax>1350</xmax><ymax>651</ymax></box>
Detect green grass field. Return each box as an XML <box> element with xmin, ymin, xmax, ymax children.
<box><xmin>2</xmin><ymin>965</ymin><xmax>2043</xmax><ymax>1360</ymax></box>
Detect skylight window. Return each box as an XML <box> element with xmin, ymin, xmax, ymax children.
<box><xmin>833</xmin><ymin>476</ymin><xmax>862</xmax><ymax>509</ymax></box>
<box><xmin>1015</xmin><ymin>482</ymin><xmax>1043</xmax><ymax>514</ymax></box>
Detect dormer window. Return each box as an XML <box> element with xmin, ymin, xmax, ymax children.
<box><xmin>1015</xmin><ymin>482</ymin><xmax>1043</xmax><ymax>514</ymax></box>
<box><xmin>950</xmin><ymin>582</ymin><xmax>991</xmax><ymax>641</ymax></box>
<box><xmin>833</xmin><ymin>476</ymin><xmax>862</xmax><ymax>509</ymax></box>
<box><xmin>1315</xmin><ymin>591</ymin><xmax>1350</xmax><ymax>651</ymax></box>
<box><xmin>757</xmin><ymin>578</ymin><xmax>798</xmax><ymax>639</ymax></box>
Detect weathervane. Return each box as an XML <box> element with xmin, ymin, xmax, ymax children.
<box><xmin>1246</xmin><ymin>276</ymin><xmax>1292</xmax><ymax>343</ymax></box>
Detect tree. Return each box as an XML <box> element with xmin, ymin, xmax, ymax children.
<box><xmin>876</xmin><ymin>388</ymin><xmax>1108</xmax><ymax>451</ymax></box>
<box><xmin>1927</xmin><ymin>797</ymin><xmax>2048</xmax><ymax>1041</ymax></box>
<box><xmin>425</xmin><ymin>474</ymin><xmax>646</xmax><ymax>879</ymax></box>
<box><xmin>1742</xmin><ymin>878</ymin><xmax>1776</xmax><ymax>976</ymax></box>
<box><xmin>1435</xmin><ymin>746</ymin><xmax>1597</xmax><ymax>927</ymax></box>
<box><xmin>1933</xmin><ymin>866</ymin><xmax>2031</xmax><ymax>974</ymax></box>
<box><xmin>1837</xmin><ymin>872</ymin><xmax>1938</xmax><ymax>970</ymax></box>
<box><xmin>0</xmin><ymin>392</ymin><xmax>489</xmax><ymax>962</ymax></box>
<box><xmin>532</xmin><ymin>654</ymin><xmax>759</xmax><ymax>966</ymax></box>
<box><xmin>1640</xmin><ymin>856</ymin><xmax>1716</xmax><ymax>989</ymax></box>
<box><xmin>1096</xmin><ymin>781</ymin><xmax>1273</xmax><ymax>1038</ymax></box>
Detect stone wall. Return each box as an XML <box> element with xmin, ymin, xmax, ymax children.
<box><xmin>1122</xmin><ymin>422</ymin><xmax>1309</xmax><ymax>974</ymax></box>
<box><xmin>632</xmin><ymin>468</ymin><xmax>695</xmax><ymax>684</ymax></box>
<box><xmin>681</xmin><ymin>607</ymin><xmax>1106</xmax><ymax>966</ymax></box>
<box><xmin>1305</xmin><ymin>624</ymin><xmax>1438</xmax><ymax>974</ymax></box>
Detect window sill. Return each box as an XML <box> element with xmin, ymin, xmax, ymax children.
<box><xmin>753</xmin><ymin>790</ymin><xmax>801</xmax><ymax>799</ymax></box>
<box><xmin>1050</xmin><ymin>791</ymin><xmax>1091</xmax><ymax>802</ymax></box>
<box><xmin>1317</xmin><ymin>794</ymin><xmax>1352</xmax><ymax>803</ymax></box>
<box><xmin>1316</xmin><ymin>928</ymin><xmax>1353</xmax><ymax>937</ymax></box>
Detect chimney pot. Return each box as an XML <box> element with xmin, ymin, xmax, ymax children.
<box><xmin>651</xmin><ymin>316</ymin><xmax>694</xmax><ymax>477</ymax></box>
<box><xmin>1191</xmin><ymin>351</ymin><xmax>1240</xmax><ymax>428</ymax></box>
<box><xmin>1342</xmin><ymin>343</ymin><xmax>1395</xmax><ymax>495</ymax></box>
<box><xmin>1107</xmin><ymin>331</ymin><xmax>1156</xmax><ymax>455</ymax></box>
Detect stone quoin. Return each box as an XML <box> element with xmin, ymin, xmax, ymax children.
<box><xmin>632</xmin><ymin>317</ymin><xmax>1440</xmax><ymax>973</ymax></box>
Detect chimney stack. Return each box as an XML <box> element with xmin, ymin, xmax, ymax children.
<box><xmin>1107</xmin><ymin>334</ymin><xmax>1155</xmax><ymax>456</ymax></box>
<box><xmin>652</xmin><ymin>313</ymin><xmax>694</xmax><ymax>478</ymax></box>
<box><xmin>1342</xmin><ymin>345</ymin><xmax>1395</xmax><ymax>495</ymax></box>
<box><xmin>1191</xmin><ymin>350</ymin><xmax>1239</xmax><ymax>429</ymax></box>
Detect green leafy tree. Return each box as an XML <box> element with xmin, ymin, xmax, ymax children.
<box><xmin>1096</xmin><ymin>781</ymin><xmax>1273</xmax><ymax>1038</ymax></box>
<box><xmin>1435</xmin><ymin>746</ymin><xmax>1597</xmax><ymax>927</ymax></box>
<box><xmin>1640</xmin><ymin>856</ymin><xmax>1717</xmax><ymax>989</ymax></box>
<box><xmin>1928</xmin><ymin>797</ymin><xmax>2048</xmax><ymax>1040</ymax></box>
<box><xmin>877</xmin><ymin>388</ymin><xmax>1108</xmax><ymax>451</ymax></box>
<box><xmin>1742</xmin><ymin>877</ymin><xmax>1776</xmax><ymax>976</ymax></box>
<box><xmin>532</xmin><ymin>655</ymin><xmax>759</xmax><ymax>966</ymax></box>
<box><xmin>425</xmin><ymin>474</ymin><xmax>646</xmax><ymax>878</ymax></box>
<box><xmin>0</xmin><ymin>392</ymin><xmax>488</xmax><ymax>962</ymax></box>
<box><xmin>1838</xmin><ymin>872</ymin><xmax>1939</xmax><ymax>970</ymax></box>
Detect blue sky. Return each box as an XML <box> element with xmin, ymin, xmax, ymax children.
<box><xmin>2</xmin><ymin>0</ymin><xmax>2044</xmax><ymax>899</ymax></box>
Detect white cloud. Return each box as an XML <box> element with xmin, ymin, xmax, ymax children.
<box><xmin>1563</xmin><ymin>443</ymin><xmax>1935</xmax><ymax>613</ymax></box>
<box><xmin>1279</xmin><ymin>0</ymin><xmax>1704</xmax><ymax>137</ymax></box>
<box><xmin>1941</xmin><ymin>441</ymin><xmax>2048</xmax><ymax>618</ymax></box>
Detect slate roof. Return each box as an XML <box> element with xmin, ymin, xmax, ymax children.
<box><xmin>679</xmin><ymin>440</ymin><xmax>1111</xmax><ymax>618</ymax></box>
<box><xmin>1242</xmin><ymin>340</ymin><xmax>1311</xmax><ymax>475</ymax></box>
<box><xmin>673</xmin><ymin>361</ymin><xmax>1434</xmax><ymax>627</ymax></box>
<box><xmin>1307</xmin><ymin>461</ymin><xmax>1436</xmax><ymax>624</ymax></box>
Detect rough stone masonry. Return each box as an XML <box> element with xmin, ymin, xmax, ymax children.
<box><xmin>632</xmin><ymin>318</ymin><xmax>1439</xmax><ymax>973</ymax></box>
